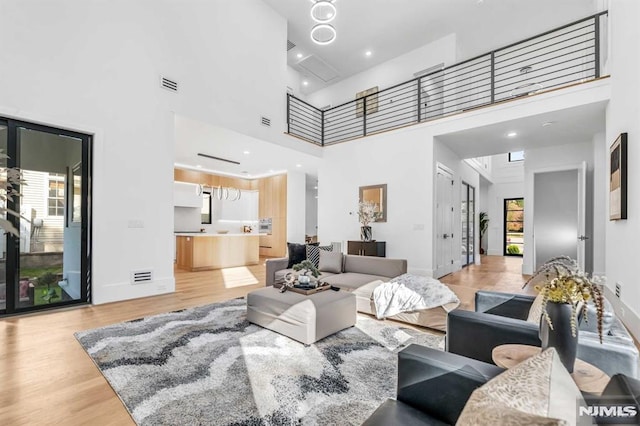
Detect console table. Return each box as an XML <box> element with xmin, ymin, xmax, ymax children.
<box><xmin>347</xmin><ymin>241</ymin><xmax>386</xmax><ymax>257</ymax></box>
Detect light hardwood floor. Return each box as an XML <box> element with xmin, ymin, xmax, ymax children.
<box><xmin>0</xmin><ymin>255</ymin><xmax>529</xmax><ymax>425</ymax></box>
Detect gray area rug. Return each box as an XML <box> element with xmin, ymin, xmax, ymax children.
<box><xmin>75</xmin><ymin>297</ymin><xmax>444</xmax><ymax>425</ymax></box>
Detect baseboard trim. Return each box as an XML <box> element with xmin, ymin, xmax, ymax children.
<box><xmin>408</xmin><ymin>267</ymin><xmax>433</xmax><ymax>277</ymax></box>
<box><xmin>604</xmin><ymin>286</ymin><xmax>640</xmax><ymax>342</ymax></box>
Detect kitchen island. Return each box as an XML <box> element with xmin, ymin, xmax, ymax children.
<box><xmin>175</xmin><ymin>233</ymin><xmax>260</xmax><ymax>271</ymax></box>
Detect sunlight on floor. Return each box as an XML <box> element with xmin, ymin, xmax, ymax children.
<box><xmin>221</xmin><ymin>266</ymin><xmax>260</xmax><ymax>288</ymax></box>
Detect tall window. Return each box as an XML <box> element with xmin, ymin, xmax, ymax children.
<box><xmin>504</xmin><ymin>198</ymin><xmax>524</xmax><ymax>256</ymax></box>
<box><xmin>48</xmin><ymin>173</ymin><xmax>65</xmax><ymax>216</ymax></box>
<box><xmin>201</xmin><ymin>191</ymin><xmax>212</xmax><ymax>224</ymax></box>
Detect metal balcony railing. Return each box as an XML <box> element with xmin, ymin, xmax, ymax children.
<box><xmin>287</xmin><ymin>11</ymin><xmax>608</xmax><ymax>146</ymax></box>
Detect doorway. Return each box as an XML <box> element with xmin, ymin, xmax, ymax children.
<box><xmin>461</xmin><ymin>182</ymin><xmax>475</xmax><ymax>267</ymax></box>
<box><xmin>504</xmin><ymin>198</ymin><xmax>524</xmax><ymax>256</ymax></box>
<box><xmin>0</xmin><ymin>118</ymin><xmax>92</xmax><ymax>316</ymax></box>
<box><xmin>435</xmin><ymin>165</ymin><xmax>454</xmax><ymax>277</ymax></box>
<box><xmin>533</xmin><ymin>165</ymin><xmax>586</xmax><ymax>270</ymax></box>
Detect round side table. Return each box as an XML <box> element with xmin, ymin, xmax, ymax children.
<box><xmin>492</xmin><ymin>344</ymin><xmax>610</xmax><ymax>395</ymax></box>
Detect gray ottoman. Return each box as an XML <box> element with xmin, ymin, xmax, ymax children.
<box><xmin>247</xmin><ymin>287</ymin><xmax>357</xmax><ymax>344</ymax></box>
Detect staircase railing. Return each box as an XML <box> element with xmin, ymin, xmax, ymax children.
<box><xmin>287</xmin><ymin>11</ymin><xmax>608</xmax><ymax>147</ymax></box>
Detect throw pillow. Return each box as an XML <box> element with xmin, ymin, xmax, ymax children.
<box><xmin>286</xmin><ymin>243</ymin><xmax>307</xmax><ymax>269</ymax></box>
<box><xmin>306</xmin><ymin>244</ymin><xmax>333</xmax><ymax>268</ymax></box>
<box><xmin>319</xmin><ymin>250</ymin><xmax>343</xmax><ymax>274</ymax></box>
<box><xmin>526</xmin><ymin>292</ymin><xmax>545</xmax><ymax>324</ymax></box>
<box><xmin>456</xmin><ymin>348</ymin><xmax>586</xmax><ymax>426</ymax></box>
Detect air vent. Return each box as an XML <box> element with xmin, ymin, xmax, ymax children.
<box><xmin>160</xmin><ymin>76</ymin><xmax>178</xmax><ymax>92</ymax></box>
<box><xmin>261</xmin><ymin>116</ymin><xmax>271</xmax><ymax>127</ymax></box>
<box><xmin>287</xmin><ymin>40</ymin><xmax>296</xmax><ymax>51</ymax></box>
<box><xmin>615</xmin><ymin>282</ymin><xmax>622</xmax><ymax>298</ymax></box>
<box><xmin>131</xmin><ymin>269</ymin><xmax>153</xmax><ymax>285</ymax></box>
<box><xmin>297</xmin><ymin>55</ymin><xmax>339</xmax><ymax>82</ymax></box>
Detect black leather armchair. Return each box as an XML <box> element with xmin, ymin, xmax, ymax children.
<box><xmin>446</xmin><ymin>290</ymin><xmax>639</xmax><ymax>378</ymax></box>
<box><xmin>362</xmin><ymin>344</ymin><xmax>503</xmax><ymax>425</ymax></box>
<box><xmin>363</xmin><ymin>344</ymin><xmax>640</xmax><ymax>426</ymax></box>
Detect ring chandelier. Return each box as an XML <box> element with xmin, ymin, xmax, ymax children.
<box><xmin>198</xmin><ymin>184</ymin><xmax>242</xmax><ymax>201</ymax></box>
<box><xmin>310</xmin><ymin>0</ymin><xmax>336</xmax><ymax>45</ymax></box>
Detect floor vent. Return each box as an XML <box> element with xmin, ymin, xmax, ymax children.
<box><xmin>287</xmin><ymin>40</ymin><xmax>296</xmax><ymax>51</ymax></box>
<box><xmin>261</xmin><ymin>116</ymin><xmax>271</xmax><ymax>127</ymax></box>
<box><xmin>160</xmin><ymin>76</ymin><xmax>178</xmax><ymax>92</ymax></box>
<box><xmin>131</xmin><ymin>269</ymin><xmax>153</xmax><ymax>284</ymax></box>
<box><xmin>615</xmin><ymin>282</ymin><xmax>621</xmax><ymax>298</ymax></box>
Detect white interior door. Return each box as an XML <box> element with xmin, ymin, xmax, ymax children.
<box><xmin>577</xmin><ymin>161</ymin><xmax>587</xmax><ymax>270</ymax></box>
<box><xmin>435</xmin><ymin>167</ymin><xmax>454</xmax><ymax>277</ymax></box>
<box><xmin>533</xmin><ymin>163</ymin><xmax>587</xmax><ymax>270</ymax></box>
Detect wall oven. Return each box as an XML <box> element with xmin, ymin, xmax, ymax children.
<box><xmin>259</xmin><ymin>218</ymin><xmax>272</xmax><ymax>234</ymax></box>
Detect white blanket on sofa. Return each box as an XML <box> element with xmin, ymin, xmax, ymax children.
<box><xmin>372</xmin><ymin>273</ymin><xmax>459</xmax><ymax>319</ymax></box>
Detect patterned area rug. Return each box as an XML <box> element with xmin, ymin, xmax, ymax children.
<box><xmin>75</xmin><ymin>297</ymin><xmax>444</xmax><ymax>425</ymax></box>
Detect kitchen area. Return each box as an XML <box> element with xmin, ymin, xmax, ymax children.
<box><xmin>173</xmin><ymin>168</ymin><xmax>287</xmax><ymax>272</ymax></box>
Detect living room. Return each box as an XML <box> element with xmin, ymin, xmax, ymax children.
<box><xmin>1</xmin><ymin>0</ymin><xmax>640</xmax><ymax>424</ymax></box>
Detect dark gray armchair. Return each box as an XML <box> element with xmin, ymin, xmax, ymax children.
<box><xmin>363</xmin><ymin>344</ymin><xmax>640</xmax><ymax>425</ymax></box>
<box><xmin>362</xmin><ymin>344</ymin><xmax>503</xmax><ymax>425</ymax></box>
<box><xmin>446</xmin><ymin>290</ymin><xmax>639</xmax><ymax>378</ymax></box>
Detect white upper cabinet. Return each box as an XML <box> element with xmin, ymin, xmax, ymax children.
<box><xmin>174</xmin><ymin>182</ymin><xmax>201</xmax><ymax>208</ymax></box>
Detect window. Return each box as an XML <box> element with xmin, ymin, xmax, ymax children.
<box><xmin>201</xmin><ymin>191</ymin><xmax>212</xmax><ymax>224</ymax></box>
<box><xmin>48</xmin><ymin>173</ymin><xmax>65</xmax><ymax>216</ymax></box>
<box><xmin>509</xmin><ymin>151</ymin><xmax>525</xmax><ymax>162</ymax></box>
<box><xmin>504</xmin><ymin>198</ymin><xmax>524</xmax><ymax>256</ymax></box>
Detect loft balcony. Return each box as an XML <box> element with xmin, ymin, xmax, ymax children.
<box><xmin>286</xmin><ymin>12</ymin><xmax>608</xmax><ymax>147</ymax></box>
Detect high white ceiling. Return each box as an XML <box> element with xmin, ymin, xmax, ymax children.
<box><xmin>436</xmin><ymin>101</ymin><xmax>607</xmax><ymax>159</ymax></box>
<box><xmin>174</xmin><ymin>114</ymin><xmax>322</xmax><ymax>180</ymax></box>
<box><xmin>263</xmin><ymin>0</ymin><xmax>597</xmax><ymax>94</ymax></box>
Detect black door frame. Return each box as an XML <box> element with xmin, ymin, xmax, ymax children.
<box><xmin>461</xmin><ymin>181</ymin><xmax>475</xmax><ymax>267</ymax></box>
<box><xmin>1</xmin><ymin>117</ymin><xmax>92</xmax><ymax>316</ymax></box>
<box><xmin>503</xmin><ymin>197</ymin><xmax>524</xmax><ymax>257</ymax></box>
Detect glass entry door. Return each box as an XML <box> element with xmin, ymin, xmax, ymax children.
<box><xmin>461</xmin><ymin>182</ymin><xmax>475</xmax><ymax>267</ymax></box>
<box><xmin>504</xmin><ymin>198</ymin><xmax>524</xmax><ymax>256</ymax></box>
<box><xmin>0</xmin><ymin>118</ymin><xmax>91</xmax><ymax>316</ymax></box>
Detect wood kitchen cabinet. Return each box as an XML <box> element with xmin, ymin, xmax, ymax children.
<box><xmin>347</xmin><ymin>241</ymin><xmax>386</xmax><ymax>257</ymax></box>
<box><xmin>175</xmin><ymin>235</ymin><xmax>259</xmax><ymax>271</ymax></box>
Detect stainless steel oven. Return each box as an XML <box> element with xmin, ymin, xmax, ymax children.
<box><xmin>259</xmin><ymin>218</ymin><xmax>272</xmax><ymax>234</ymax></box>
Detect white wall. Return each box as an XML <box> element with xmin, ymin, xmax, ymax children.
<box><xmin>286</xmin><ymin>171</ymin><xmax>306</xmax><ymax>244</ymax></box>
<box><xmin>305</xmin><ymin>175</ymin><xmax>318</xmax><ymax>237</ymax></box>
<box><xmin>318</xmin><ymin>80</ymin><xmax>610</xmax><ymax>278</ymax></box>
<box><xmin>478</xmin><ymin>177</ymin><xmax>490</xmax><ymax>254</ymax></box>
<box><xmin>485</xmin><ymin>154</ymin><xmax>525</xmax><ymax>256</ymax></box>
<box><xmin>604</xmin><ymin>0</ymin><xmax>640</xmax><ymax>339</ymax></box>
<box><xmin>307</xmin><ymin>34</ymin><xmax>457</xmax><ymax>108</ymax></box>
<box><xmin>0</xmin><ymin>0</ymin><xmax>290</xmax><ymax>304</ymax></box>
<box><xmin>523</xmin><ymin>141</ymin><xmax>596</xmax><ymax>275</ymax></box>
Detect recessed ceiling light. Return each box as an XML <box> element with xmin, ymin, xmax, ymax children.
<box><xmin>303</xmin><ymin>81</ymin><xmax>309</xmax><ymax>86</ymax></box>
<box><xmin>542</xmin><ymin>121</ymin><xmax>555</xmax><ymax>127</ymax></box>
<box><xmin>296</xmin><ymin>53</ymin><xmax>303</xmax><ymax>59</ymax></box>
<box><xmin>196</xmin><ymin>165</ymin><xmax>202</xmax><ymax>168</ymax></box>
<box><xmin>296</xmin><ymin>164</ymin><xmax>302</xmax><ymax>168</ymax></box>
<box><xmin>507</xmin><ymin>131</ymin><xmax>518</xmax><ymax>138</ymax></box>
<box><xmin>243</xmin><ymin>150</ymin><xmax>250</xmax><ymax>155</ymax></box>
<box><xmin>314</xmin><ymin>186</ymin><xmax>318</xmax><ymax>189</ymax></box>
<box><xmin>365</xmin><ymin>50</ymin><xmax>372</xmax><ymax>57</ymax></box>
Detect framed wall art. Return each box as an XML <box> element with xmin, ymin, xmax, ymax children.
<box><xmin>609</xmin><ymin>132</ymin><xmax>627</xmax><ymax>220</ymax></box>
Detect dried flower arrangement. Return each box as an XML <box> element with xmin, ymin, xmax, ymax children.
<box><xmin>524</xmin><ymin>256</ymin><xmax>604</xmax><ymax>343</ymax></box>
<box><xmin>357</xmin><ymin>200</ymin><xmax>382</xmax><ymax>226</ymax></box>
